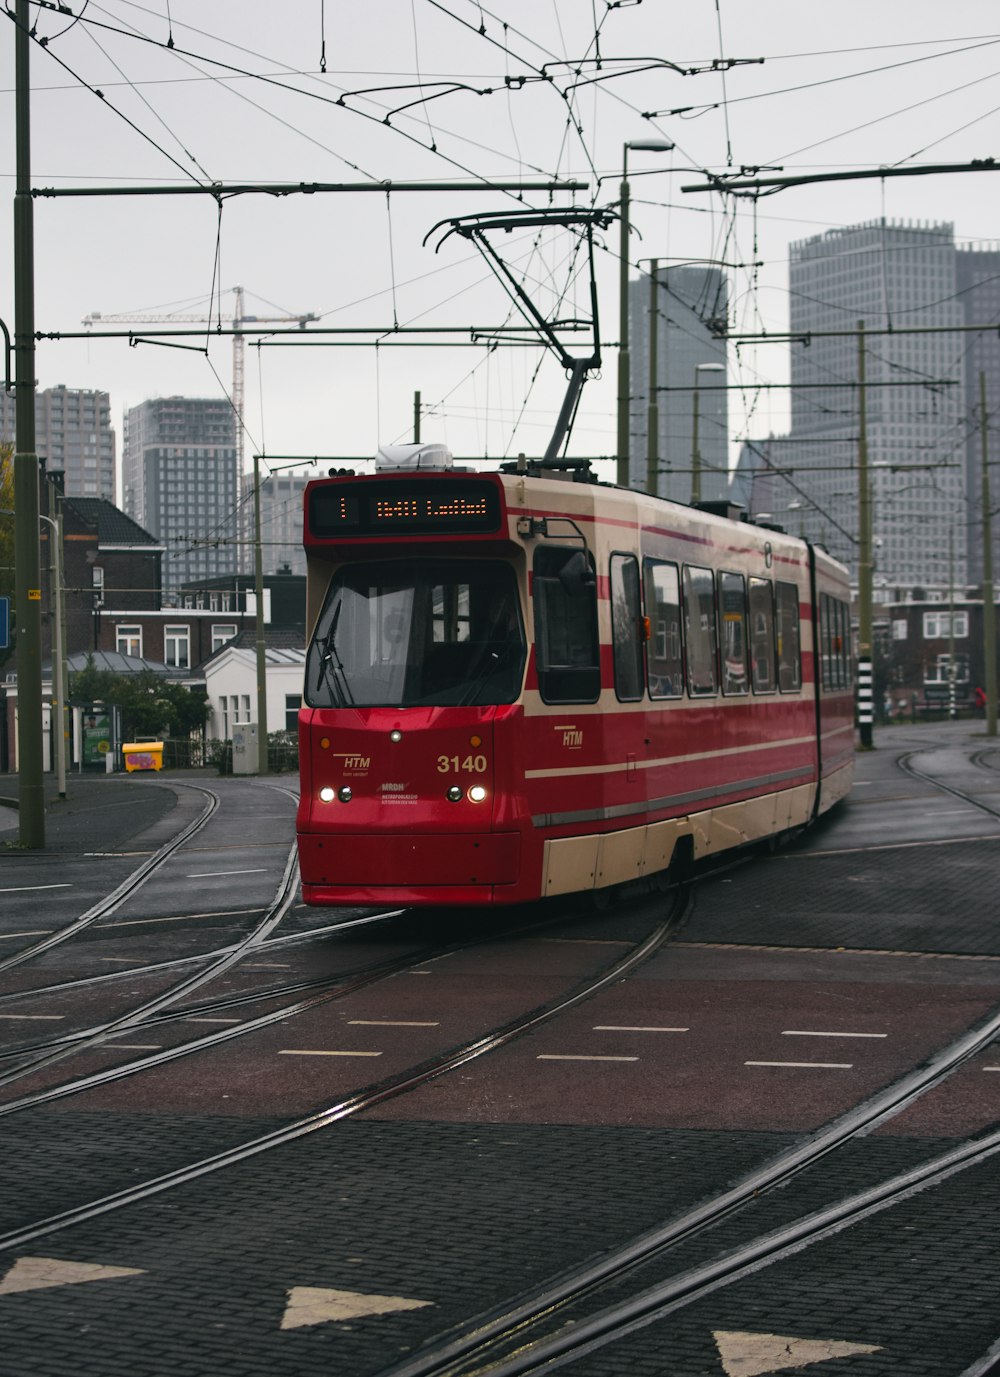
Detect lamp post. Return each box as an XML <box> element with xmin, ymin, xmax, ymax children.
<box><xmin>691</xmin><ymin>362</ymin><xmax>726</xmax><ymax>506</ymax></box>
<box><xmin>617</xmin><ymin>139</ymin><xmax>674</xmax><ymax>489</ymax></box>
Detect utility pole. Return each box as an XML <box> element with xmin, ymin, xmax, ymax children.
<box><xmin>413</xmin><ymin>391</ymin><xmax>421</xmax><ymax>444</ymax></box>
<box><xmin>13</xmin><ymin>0</ymin><xmax>44</xmax><ymax>845</ymax></box>
<box><xmin>856</xmin><ymin>322</ymin><xmax>874</xmax><ymax>749</ymax></box>
<box><xmin>646</xmin><ymin>261</ymin><xmax>659</xmax><ymax>497</ymax></box>
<box><xmin>617</xmin><ymin>139</ymin><xmax>673</xmax><ymax>488</ymax></box>
<box><xmin>981</xmin><ymin>371</ymin><xmax>997</xmax><ymax>738</ymax></box>
<box><xmin>252</xmin><ymin>452</ymin><xmax>268</xmax><ymax>775</ymax></box>
<box><xmin>948</xmin><ymin>526</ymin><xmax>957</xmax><ymax>721</ymax></box>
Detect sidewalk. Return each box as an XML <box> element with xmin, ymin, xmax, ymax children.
<box><xmin>0</xmin><ymin>770</ymin><xmax>198</xmax><ymax>855</ymax></box>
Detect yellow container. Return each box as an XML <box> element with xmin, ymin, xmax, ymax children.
<box><xmin>122</xmin><ymin>742</ymin><xmax>163</xmax><ymax>772</ymax></box>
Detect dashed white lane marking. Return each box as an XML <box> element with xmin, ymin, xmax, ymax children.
<box><xmin>0</xmin><ymin>1257</ymin><xmax>145</xmax><ymax>1295</ymax></box>
<box><xmin>713</xmin><ymin>1329</ymin><xmax>881</xmax><ymax>1376</ymax></box>
<box><xmin>983</xmin><ymin>1066</ymin><xmax>1000</xmax><ymax>1072</ymax></box>
<box><xmin>100</xmin><ymin>958</ymin><xmax>136</xmax><ymax>964</ymax></box>
<box><xmin>593</xmin><ymin>1025</ymin><xmax>688</xmax><ymax>1033</ymax></box>
<box><xmin>0</xmin><ymin>1014</ymin><xmax>64</xmax><ymax>1021</ymax></box>
<box><xmin>537</xmin><ymin>1054</ymin><xmax>639</xmax><ymax>1063</ymax></box>
<box><xmin>278</xmin><ymin>1049</ymin><xmax>382</xmax><ymax>1058</ymax></box>
<box><xmin>281</xmin><ymin>1286</ymin><xmax>432</xmax><ymax>1330</ymax></box>
<box><xmin>746</xmin><ymin>1061</ymin><xmax>853</xmax><ymax>1070</ymax></box>
<box><xmin>349</xmin><ymin>1020</ymin><xmax>440</xmax><ymax>1027</ymax></box>
<box><xmin>186</xmin><ymin>868</ymin><xmax>269</xmax><ymax>878</ymax></box>
<box><xmin>0</xmin><ymin>931</ymin><xmax>52</xmax><ymax>940</ymax></box>
<box><xmin>782</xmin><ymin>1030</ymin><xmax>887</xmax><ymax>1039</ymax></box>
<box><xmin>0</xmin><ymin>884</ymin><xmax>72</xmax><ymax>894</ymax></box>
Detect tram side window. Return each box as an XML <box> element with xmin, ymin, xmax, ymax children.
<box><xmin>719</xmin><ymin>572</ymin><xmax>749</xmax><ymax>696</ymax></box>
<box><xmin>775</xmin><ymin>580</ymin><xmax>802</xmax><ymax>692</ymax></box>
<box><xmin>682</xmin><ymin>565</ymin><xmax>718</xmax><ymax>696</ymax></box>
<box><xmin>610</xmin><ymin>554</ymin><xmax>644</xmax><ymax>702</ymax></box>
<box><xmin>643</xmin><ymin>559</ymin><xmax>683</xmax><ymax>699</ymax></box>
<box><xmin>820</xmin><ymin>593</ymin><xmax>833</xmax><ymax>689</ymax></box>
<box><xmin>533</xmin><ymin>546</ymin><xmax>600</xmax><ymax>704</ymax></box>
<box><xmin>824</xmin><ymin>594</ymin><xmax>852</xmax><ymax>688</ymax></box>
<box><xmin>748</xmin><ymin>577</ymin><xmax>776</xmax><ymax>693</ymax></box>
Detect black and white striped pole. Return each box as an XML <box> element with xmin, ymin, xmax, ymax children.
<box><xmin>856</xmin><ymin>322</ymin><xmax>874</xmax><ymax>749</ymax></box>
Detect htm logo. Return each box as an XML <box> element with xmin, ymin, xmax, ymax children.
<box><xmin>555</xmin><ymin>724</ymin><xmax>583</xmax><ymax>748</ymax></box>
<box><xmin>335</xmin><ymin>754</ymin><xmax>370</xmax><ymax>770</ymax></box>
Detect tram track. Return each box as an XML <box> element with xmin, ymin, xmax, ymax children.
<box><xmin>0</xmin><ymin>885</ymin><xmax>691</xmax><ymax>1256</ymax></box>
<box><xmin>355</xmin><ymin>741</ymin><xmax>1000</xmax><ymax>1377</ymax></box>
<box><xmin>0</xmin><ymin>781</ymin><xmax>221</xmax><ymax>974</ymax></box>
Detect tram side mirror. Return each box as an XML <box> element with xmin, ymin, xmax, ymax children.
<box><xmin>557</xmin><ymin>550</ymin><xmax>596</xmax><ymax>596</ymax></box>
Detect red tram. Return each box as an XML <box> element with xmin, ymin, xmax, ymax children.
<box><xmin>296</xmin><ymin>449</ymin><xmax>854</xmax><ymax>907</ymax></box>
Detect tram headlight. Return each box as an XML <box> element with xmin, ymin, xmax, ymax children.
<box><xmin>389</xmin><ymin>729</ymin><xmax>403</xmax><ymax>743</ymax></box>
<box><xmin>446</xmin><ymin>786</ymin><xmax>462</xmax><ymax>802</ymax></box>
<box><xmin>338</xmin><ymin>786</ymin><xmax>353</xmax><ymax>803</ymax></box>
<box><xmin>468</xmin><ymin>785</ymin><xmax>488</xmax><ymax>803</ymax></box>
<box><xmin>319</xmin><ymin>787</ymin><xmax>335</xmax><ymax>803</ymax></box>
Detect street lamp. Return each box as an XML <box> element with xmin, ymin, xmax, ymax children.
<box><xmin>617</xmin><ymin>139</ymin><xmax>674</xmax><ymax>489</ymax></box>
<box><xmin>691</xmin><ymin>362</ymin><xmax>726</xmax><ymax>506</ymax></box>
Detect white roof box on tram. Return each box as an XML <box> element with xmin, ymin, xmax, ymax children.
<box><xmin>375</xmin><ymin>442</ymin><xmax>454</xmax><ymax>472</ymax></box>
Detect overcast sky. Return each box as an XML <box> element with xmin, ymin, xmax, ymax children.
<box><xmin>2</xmin><ymin>1</ymin><xmax>998</xmax><ymax>489</ymax></box>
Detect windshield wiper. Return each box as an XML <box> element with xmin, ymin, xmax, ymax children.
<box><xmin>314</xmin><ymin>602</ymin><xmax>354</xmax><ymax>706</ymax></box>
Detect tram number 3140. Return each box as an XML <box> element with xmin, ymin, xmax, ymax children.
<box><xmin>437</xmin><ymin>754</ymin><xmax>488</xmax><ymax>773</ymax></box>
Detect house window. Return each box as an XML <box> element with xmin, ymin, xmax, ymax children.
<box><xmin>923</xmin><ymin>611</ymin><xmax>968</xmax><ymax>639</ymax></box>
<box><xmin>92</xmin><ymin>566</ymin><xmax>105</xmax><ymax>606</ymax></box>
<box><xmin>892</xmin><ymin>619</ymin><xmax>908</xmax><ymax>640</ymax></box>
<box><xmin>211</xmin><ymin>623</ymin><xmax>237</xmax><ymax>653</ymax></box>
<box><xmin>164</xmin><ymin>624</ymin><xmax>190</xmax><ymax>670</ymax></box>
<box><xmin>116</xmin><ymin>624</ymin><xmax>142</xmax><ymax>657</ymax></box>
<box><xmin>285</xmin><ymin>694</ymin><xmax>300</xmax><ymax>734</ymax></box>
<box><xmin>241</xmin><ymin>694</ymin><xmax>251</xmax><ymax>725</ymax></box>
<box><xmin>220</xmin><ymin>697</ymin><xmax>230</xmax><ymax>738</ymax></box>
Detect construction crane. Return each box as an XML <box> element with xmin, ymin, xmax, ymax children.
<box><xmin>83</xmin><ymin>286</ymin><xmax>319</xmax><ymax>472</ymax></box>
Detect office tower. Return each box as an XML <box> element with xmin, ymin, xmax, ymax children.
<box><xmin>122</xmin><ymin>397</ymin><xmax>238</xmax><ymax>591</ymax></box>
<box><xmin>786</xmin><ymin>221</ymin><xmax>965</xmax><ymax>590</ymax></box>
<box><xmin>0</xmin><ymin>386</ymin><xmax>115</xmax><ymax>499</ymax></box>
<box><xmin>956</xmin><ymin>245</ymin><xmax>1000</xmax><ymax>590</ymax></box>
<box><xmin>239</xmin><ymin>470</ymin><xmax>310</xmax><ymax>578</ymax></box>
<box><xmin>627</xmin><ymin>265</ymin><xmax>729</xmax><ymax>504</ymax></box>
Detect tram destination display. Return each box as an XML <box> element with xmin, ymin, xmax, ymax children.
<box><xmin>308</xmin><ymin>478</ymin><xmax>502</xmax><ymax>538</ymax></box>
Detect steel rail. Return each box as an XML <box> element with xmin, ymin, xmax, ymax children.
<box><xmin>468</xmin><ymin>1124</ymin><xmax>1000</xmax><ymax>1376</ymax></box>
<box><xmin>0</xmin><ymin>890</ymin><xmax>689</xmax><ymax>1255</ymax></box>
<box><xmin>375</xmin><ymin>746</ymin><xmax>1000</xmax><ymax>1377</ymax></box>
<box><xmin>0</xmin><ymin>781</ymin><xmax>219</xmax><ymax>974</ymax></box>
<box><xmin>0</xmin><ymin>841</ymin><xmax>300</xmax><ymax>1090</ymax></box>
<box><xmin>0</xmin><ymin>907</ymin><xmax>406</xmax><ymax>1020</ymax></box>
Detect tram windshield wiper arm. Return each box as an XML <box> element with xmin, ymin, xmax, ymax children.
<box><xmin>315</xmin><ymin>603</ymin><xmax>354</xmax><ymax>706</ymax></box>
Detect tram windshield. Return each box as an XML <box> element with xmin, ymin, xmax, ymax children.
<box><xmin>304</xmin><ymin>559</ymin><xmax>526</xmax><ymax>708</ymax></box>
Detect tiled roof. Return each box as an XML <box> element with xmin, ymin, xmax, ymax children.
<box><xmin>63</xmin><ymin>498</ymin><xmax>160</xmax><ymax>546</ymax></box>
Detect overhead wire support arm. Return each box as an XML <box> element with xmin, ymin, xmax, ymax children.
<box><xmin>681</xmin><ymin>158</ymin><xmax>998</xmax><ymax>196</ymax></box>
<box><xmin>32</xmin><ymin>179</ymin><xmax>589</xmax><ymax>199</ymax></box>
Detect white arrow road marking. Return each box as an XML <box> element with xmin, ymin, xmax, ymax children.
<box><xmin>713</xmin><ymin>1329</ymin><xmax>882</xmax><ymax>1376</ymax></box>
<box><xmin>0</xmin><ymin>1257</ymin><xmax>145</xmax><ymax>1295</ymax></box>
<box><xmin>281</xmin><ymin>1286</ymin><xmax>433</xmax><ymax>1330</ymax></box>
